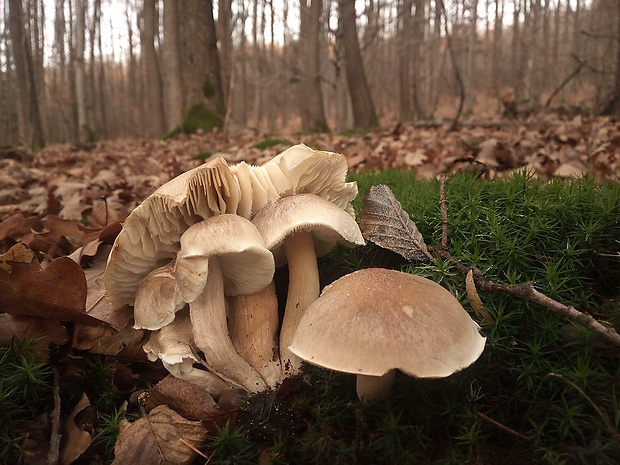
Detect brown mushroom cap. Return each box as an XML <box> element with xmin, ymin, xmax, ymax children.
<box><xmin>104</xmin><ymin>157</ymin><xmax>241</xmax><ymax>310</ymax></box>
<box><xmin>289</xmin><ymin>268</ymin><xmax>486</xmax><ymax>379</ymax></box>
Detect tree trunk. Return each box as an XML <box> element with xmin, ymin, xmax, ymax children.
<box><xmin>338</xmin><ymin>0</ymin><xmax>378</xmax><ymax>129</ymax></box>
<box><xmin>204</xmin><ymin>0</ymin><xmax>225</xmax><ymax>113</ymax></box>
<box><xmin>398</xmin><ymin>0</ymin><xmax>413</xmax><ymax>122</ymax></box>
<box><xmin>140</xmin><ymin>0</ymin><xmax>166</xmax><ymax>136</ymax></box>
<box><xmin>162</xmin><ymin>0</ymin><xmax>184</xmax><ymax>130</ymax></box>
<box><xmin>8</xmin><ymin>0</ymin><xmax>45</xmax><ymax>148</ymax></box>
<box><xmin>299</xmin><ymin>0</ymin><xmax>329</xmax><ymax>132</ymax></box>
<box><xmin>218</xmin><ymin>0</ymin><xmax>233</xmax><ymax>103</ymax></box>
<box><xmin>603</xmin><ymin>0</ymin><xmax>620</xmax><ymax>115</ymax></box>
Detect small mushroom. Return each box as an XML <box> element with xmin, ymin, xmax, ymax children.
<box><xmin>176</xmin><ymin>214</ymin><xmax>275</xmax><ymax>393</ymax></box>
<box><xmin>142</xmin><ymin>313</ymin><xmax>234</xmax><ymax>398</ymax></box>
<box><xmin>252</xmin><ymin>194</ymin><xmax>365</xmax><ymax>376</ymax></box>
<box><xmin>133</xmin><ymin>259</ymin><xmax>184</xmax><ymax>330</ymax></box>
<box><xmin>289</xmin><ymin>268</ymin><xmax>487</xmax><ymax>402</ymax></box>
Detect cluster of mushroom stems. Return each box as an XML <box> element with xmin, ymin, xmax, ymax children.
<box><xmin>104</xmin><ymin>145</ymin><xmax>486</xmax><ymax>402</ymax></box>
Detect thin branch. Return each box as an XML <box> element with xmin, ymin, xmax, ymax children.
<box><xmin>47</xmin><ymin>368</ymin><xmax>61</xmax><ymax>465</ymax></box>
<box><xmin>430</xmin><ymin>246</ymin><xmax>620</xmax><ymax>348</ymax></box>
<box><xmin>439</xmin><ymin>174</ymin><xmax>449</xmax><ymax>250</ymax></box>
<box><xmin>544</xmin><ymin>61</ymin><xmax>585</xmax><ymax>108</ymax></box>
<box><xmin>475</xmin><ymin>411</ymin><xmax>529</xmax><ymax>442</ymax></box>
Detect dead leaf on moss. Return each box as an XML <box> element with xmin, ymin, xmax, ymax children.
<box><xmin>0</xmin><ymin>314</ymin><xmax>69</xmax><ymax>357</ymax></box>
<box><xmin>61</xmin><ymin>393</ymin><xmax>94</xmax><ymax>465</ymax></box>
<box><xmin>113</xmin><ymin>405</ymin><xmax>208</xmax><ymax>465</ymax></box>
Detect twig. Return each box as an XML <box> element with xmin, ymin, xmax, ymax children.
<box><xmin>475</xmin><ymin>411</ymin><xmax>529</xmax><ymax>441</ymax></box>
<box><xmin>544</xmin><ymin>61</ymin><xmax>585</xmax><ymax>108</ymax></box>
<box><xmin>47</xmin><ymin>368</ymin><xmax>61</xmax><ymax>465</ymax></box>
<box><xmin>430</xmin><ymin>247</ymin><xmax>620</xmax><ymax>348</ymax></box>
<box><xmin>438</xmin><ymin>174</ymin><xmax>449</xmax><ymax>250</ymax></box>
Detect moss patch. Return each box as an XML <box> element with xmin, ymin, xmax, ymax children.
<box><xmin>164</xmin><ymin>104</ymin><xmax>223</xmax><ymax>139</ymax></box>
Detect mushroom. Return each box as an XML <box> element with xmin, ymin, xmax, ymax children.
<box><xmin>142</xmin><ymin>313</ymin><xmax>233</xmax><ymax>398</ymax></box>
<box><xmin>105</xmin><ymin>156</ymin><xmax>241</xmax><ymax>311</ymax></box>
<box><xmin>175</xmin><ymin>214</ymin><xmax>275</xmax><ymax>393</ymax></box>
<box><xmin>252</xmin><ymin>194</ymin><xmax>366</xmax><ymax>376</ymax></box>
<box><xmin>133</xmin><ymin>259</ymin><xmax>184</xmax><ymax>331</ymax></box>
<box><xmin>289</xmin><ymin>268</ymin><xmax>487</xmax><ymax>402</ymax></box>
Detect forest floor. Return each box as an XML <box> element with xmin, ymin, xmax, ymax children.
<box><xmin>1</xmin><ymin>113</ymin><xmax>620</xmax><ymax>464</ymax></box>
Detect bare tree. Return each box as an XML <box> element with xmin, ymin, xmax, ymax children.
<box><xmin>338</xmin><ymin>0</ymin><xmax>378</xmax><ymax>129</ymax></box>
<box><xmin>162</xmin><ymin>0</ymin><xmax>183</xmax><ymax>130</ymax></box>
<box><xmin>140</xmin><ymin>0</ymin><xmax>166</xmax><ymax>136</ymax></box>
<box><xmin>299</xmin><ymin>0</ymin><xmax>329</xmax><ymax>131</ymax></box>
<box><xmin>8</xmin><ymin>0</ymin><xmax>44</xmax><ymax>148</ymax></box>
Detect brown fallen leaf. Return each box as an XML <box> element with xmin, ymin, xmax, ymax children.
<box><xmin>465</xmin><ymin>269</ymin><xmax>494</xmax><ymax>322</ymax></box>
<box><xmin>148</xmin><ymin>376</ymin><xmax>220</xmax><ymax>421</ymax></box>
<box><xmin>0</xmin><ymin>314</ymin><xmax>69</xmax><ymax>357</ymax></box>
<box><xmin>61</xmin><ymin>393</ymin><xmax>94</xmax><ymax>465</ymax></box>
<box><xmin>72</xmin><ymin>324</ymin><xmax>147</xmax><ymax>359</ymax></box>
<box><xmin>113</xmin><ymin>405</ymin><xmax>208</xmax><ymax>465</ymax></box>
<box><xmin>0</xmin><ymin>242</ymin><xmax>98</xmax><ymax>325</ymax></box>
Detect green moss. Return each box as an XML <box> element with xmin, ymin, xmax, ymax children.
<box><xmin>202</xmin><ymin>76</ymin><xmax>215</xmax><ymax>99</ymax></box>
<box><xmin>163</xmin><ymin>103</ymin><xmax>223</xmax><ymax>139</ymax></box>
<box><xmin>193</xmin><ymin>151</ymin><xmax>213</xmax><ymax>160</ymax></box>
<box><xmin>252</xmin><ymin>138</ymin><xmax>294</xmax><ymax>150</ymax></box>
<box><xmin>230</xmin><ymin>171</ymin><xmax>620</xmax><ymax>464</ymax></box>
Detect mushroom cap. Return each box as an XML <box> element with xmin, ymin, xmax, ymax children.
<box><xmin>175</xmin><ymin>214</ymin><xmax>275</xmax><ymax>301</ymax></box>
<box><xmin>105</xmin><ymin>157</ymin><xmax>241</xmax><ymax>310</ymax></box>
<box><xmin>262</xmin><ymin>144</ymin><xmax>358</xmax><ymax>216</ymax></box>
<box><xmin>142</xmin><ymin>313</ymin><xmax>198</xmax><ymax>366</ymax></box>
<box><xmin>289</xmin><ymin>268</ymin><xmax>486</xmax><ymax>378</ymax></box>
<box><xmin>133</xmin><ymin>259</ymin><xmax>185</xmax><ymax>330</ymax></box>
<box><xmin>252</xmin><ymin>193</ymin><xmax>366</xmax><ymax>265</ymax></box>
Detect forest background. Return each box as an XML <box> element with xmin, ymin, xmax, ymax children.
<box><xmin>2</xmin><ymin>0</ymin><xmax>620</xmax><ymax>150</ymax></box>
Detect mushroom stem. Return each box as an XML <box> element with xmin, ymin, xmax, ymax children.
<box><xmin>228</xmin><ymin>281</ymin><xmax>282</xmax><ymax>389</ymax></box>
<box><xmin>356</xmin><ymin>370</ymin><xmax>397</xmax><ymax>402</ymax></box>
<box><xmin>189</xmin><ymin>257</ymin><xmax>267</xmax><ymax>393</ymax></box>
<box><xmin>280</xmin><ymin>230</ymin><xmax>320</xmax><ymax>376</ymax></box>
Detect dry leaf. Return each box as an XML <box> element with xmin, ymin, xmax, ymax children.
<box><xmin>465</xmin><ymin>269</ymin><xmax>494</xmax><ymax>322</ymax></box>
<box><xmin>61</xmin><ymin>393</ymin><xmax>94</xmax><ymax>465</ymax></box>
<box><xmin>148</xmin><ymin>376</ymin><xmax>219</xmax><ymax>421</ymax></box>
<box><xmin>72</xmin><ymin>323</ymin><xmax>147</xmax><ymax>358</ymax></box>
<box><xmin>0</xmin><ymin>314</ymin><xmax>69</xmax><ymax>357</ymax></box>
<box><xmin>360</xmin><ymin>184</ymin><xmax>433</xmax><ymax>262</ymax></box>
<box><xmin>0</xmin><ymin>243</ymin><xmax>97</xmax><ymax>324</ymax></box>
<box><xmin>113</xmin><ymin>405</ymin><xmax>208</xmax><ymax>465</ymax></box>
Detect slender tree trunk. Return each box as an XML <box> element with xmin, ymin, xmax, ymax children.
<box><xmin>8</xmin><ymin>0</ymin><xmax>45</xmax><ymax>148</ymax></box>
<box><xmin>299</xmin><ymin>0</ymin><xmax>329</xmax><ymax>131</ymax></box>
<box><xmin>338</xmin><ymin>0</ymin><xmax>378</xmax><ymax>129</ymax></box>
<box><xmin>603</xmin><ymin>0</ymin><xmax>620</xmax><ymax>115</ymax></box>
<box><xmin>162</xmin><ymin>0</ymin><xmax>183</xmax><ymax>130</ymax></box>
<box><xmin>218</xmin><ymin>0</ymin><xmax>233</xmax><ymax>103</ymax></box>
<box><xmin>204</xmin><ymin>0</ymin><xmax>225</xmax><ymax>113</ymax></box>
<box><xmin>140</xmin><ymin>0</ymin><xmax>166</xmax><ymax>136</ymax></box>
<box><xmin>398</xmin><ymin>0</ymin><xmax>413</xmax><ymax>122</ymax></box>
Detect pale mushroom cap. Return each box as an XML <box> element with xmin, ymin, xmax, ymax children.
<box><xmin>105</xmin><ymin>157</ymin><xmax>241</xmax><ymax>310</ymax></box>
<box><xmin>142</xmin><ymin>313</ymin><xmax>197</xmax><ymax>366</ymax></box>
<box><xmin>252</xmin><ymin>194</ymin><xmax>366</xmax><ymax>265</ymax></box>
<box><xmin>289</xmin><ymin>268</ymin><xmax>486</xmax><ymax>378</ymax></box>
<box><xmin>176</xmin><ymin>214</ymin><xmax>275</xmax><ymax>299</ymax></box>
<box><xmin>133</xmin><ymin>260</ymin><xmax>185</xmax><ymax>330</ymax></box>
<box><xmin>262</xmin><ymin>144</ymin><xmax>358</xmax><ymax>215</ymax></box>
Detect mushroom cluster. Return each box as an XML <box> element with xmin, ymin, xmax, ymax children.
<box><xmin>104</xmin><ymin>145</ymin><xmax>365</xmax><ymax>396</ymax></box>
